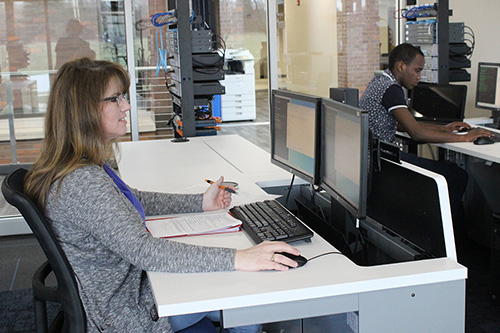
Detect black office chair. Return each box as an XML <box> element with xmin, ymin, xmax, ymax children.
<box><xmin>2</xmin><ymin>168</ymin><xmax>86</xmax><ymax>333</ymax></box>
<box><xmin>2</xmin><ymin>168</ymin><xmax>220</xmax><ymax>332</ymax></box>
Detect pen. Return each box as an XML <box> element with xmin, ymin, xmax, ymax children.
<box><xmin>205</xmin><ymin>179</ymin><xmax>237</xmax><ymax>194</ymax></box>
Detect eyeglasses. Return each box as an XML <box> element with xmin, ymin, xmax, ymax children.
<box><xmin>101</xmin><ymin>93</ymin><xmax>128</xmax><ymax>107</ymax></box>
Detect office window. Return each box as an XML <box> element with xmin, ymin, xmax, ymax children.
<box><xmin>271</xmin><ymin>0</ymin><xmax>397</xmax><ymax>97</ymax></box>
<box><xmin>0</xmin><ymin>0</ymin><xmax>178</xmax><ymax>167</ymax></box>
<box><xmin>219</xmin><ymin>0</ymin><xmax>267</xmax><ymax>82</ymax></box>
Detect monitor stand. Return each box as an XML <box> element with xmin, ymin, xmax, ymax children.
<box><xmin>488</xmin><ymin>110</ymin><xmax>500</xmax><ymax>129</ymax></box>
<box><xmin>476</xmin><ymin>111</ymin><xmax>500</xmax><ymax>129</ymax></box>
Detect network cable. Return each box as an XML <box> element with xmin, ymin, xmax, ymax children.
<box><xmin>151</xmin><ymin>10</ymin><xmax>196</xmax><ymax>76</ymax></box>
<box><xmin>393</xmin><ymin>4</ymin><xmax>437</xmax><ymax>20</ymax></box>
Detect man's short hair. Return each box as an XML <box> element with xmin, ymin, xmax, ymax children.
<box><xmin>388</xmin><ymin>43</ymin><xmax>424</xmax><ymax>71</ymax></box>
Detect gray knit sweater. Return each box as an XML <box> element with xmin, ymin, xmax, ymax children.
<box><xmin>45</xmin><ymin>165</ymin><xmax>236</xmax><ymax>332</ymax></box>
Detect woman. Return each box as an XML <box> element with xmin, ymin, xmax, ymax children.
<box><xmin>25</xmin><ymin>58</ymin><xmax>300</xmax><ymax>332</ymax></box>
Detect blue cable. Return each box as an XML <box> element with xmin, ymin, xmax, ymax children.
<box><xmin>404</xmin><ymin>4</ymin><xmax>435</xmax><ymax>19</ymax></box>
<box><xmin>151</xmin><ymin>10</ymin><xmax>196</xmax><ymax>76</ymax></box>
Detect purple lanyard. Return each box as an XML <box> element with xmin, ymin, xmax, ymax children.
<box><xmin>103</xmin><ymin>164</ymin><xmax>146</xmax><ymax>222</ymax></box>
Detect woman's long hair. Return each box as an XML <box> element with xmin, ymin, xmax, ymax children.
<box><xmin>25</xmin><ymin>58</ymin><xmax>130</xmax><ymax>212</ymax></box>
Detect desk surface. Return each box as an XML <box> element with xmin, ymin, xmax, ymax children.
<box><xmin>118</xmin><ymin>135</ymin><xmax>292</xmax><ymax>194</ymax></box>
<box><xmin>117</xmin><ymin>135</ymin><xmax>467</xmax><ymax>327</ymax></box>
<box><xmin>434</xmin><ymin>117</ymin><xmax>500</xmax><ymax>164</ymax></box>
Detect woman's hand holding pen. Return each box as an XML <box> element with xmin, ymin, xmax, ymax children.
<box><xmin>202</xmin><ymin>176</ymin><xmax>235</xmax><ymax>211</ymax></box>
<box><xmin>203</xmin><ymin>179</ymin><xmax>302</xmax><ymax>271</ymax></box>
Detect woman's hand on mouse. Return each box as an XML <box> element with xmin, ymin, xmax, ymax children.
<box><xmin>234</xmin><ymin>241</ymin><xmax>301</xmax><ymax>271</ymax></box>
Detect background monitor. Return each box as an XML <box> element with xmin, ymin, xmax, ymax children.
<box><xmin>270</xmin><ymin>89</ymin><xmax>321</xmax><ymax>184</ymax></box>
<box><xmin>409</xmin><ymin>83</ymin><xmax>467</xmax><ymax>123</ymax></box>
<box><xmin>476</xmin><ymin>62</ymin><xmax>500</xmax><ymax>125</ymax></box>
<box><xmin>329</xmin><ymin>87</ymin><xmax>359</xmax><ymax>107</ymax></box>
<box><xmin>319</xmin><ymin>98</ymin><xmax>369</xmax><ymax>220</ymax></box>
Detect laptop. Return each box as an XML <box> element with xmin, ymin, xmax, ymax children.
<box><xmin>409</xmin><ymin>83</ymin><xmax>467</xmax><ymax>124</ymax></box>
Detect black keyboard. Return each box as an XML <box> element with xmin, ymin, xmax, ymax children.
<box><xmin>471</xmin><ymin>127</ymin><xmax>500</xmax><ymax>142</ymax></box>
<box><xmin>229</xmin><ymin>200</ymin><xmax>313</xmax><ymax>244</ymax></box>
<box><xmin>490</xmin><ymin>133</ymin><xmax>500</xmax><ymax>142</ymax></box>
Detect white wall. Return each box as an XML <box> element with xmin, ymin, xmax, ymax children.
<box><xmin>282</xmin><ymin>0</ymin><xmax>338</xmax><ymax>97</ymax></box>
<box><xmin>452</xmin><ymin>0</ymin><xmax>500</xmax><ymax>118</ymax></box>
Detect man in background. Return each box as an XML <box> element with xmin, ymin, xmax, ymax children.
<box><xmin>360</xmin><ymin>43</ymin><xmax>491</xmax><ymax>247</ymax></box>
<box><xmin>55</xmin><ymin>19</ymin><xmax>96</xmax><ymax>69</ymax></box>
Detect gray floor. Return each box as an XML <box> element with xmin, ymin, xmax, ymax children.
<box><xmin>0</xmin><ymin>235</ymin><xmax>47</xmax><ymax>291</ymax></box>
<box><xmin>218</xmin><ymin>89</ymin><xmax>271</xmax><ymax>151</ymax></box>
<box><xmin>0</xmin><ymin>90</ymin><xmax>271</xmax><ymax>293</ymax></box>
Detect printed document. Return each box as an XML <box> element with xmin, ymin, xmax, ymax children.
<box><xmin>146</xmin><ymin>211</ymin><xmax>241</xmax><ymax>238</ymax></box>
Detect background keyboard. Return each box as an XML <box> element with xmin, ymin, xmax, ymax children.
<box><xmin>229</xmin><ymin>200</ymin><xmax>313</xmax><ymax>244</ymax></box>
<box><xmin>490</xmin><ymin>133</ymin><xmax>500</xmax><ymax>142</ymax></box>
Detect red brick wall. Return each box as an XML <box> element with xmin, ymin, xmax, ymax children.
<box><xmin>219</xmin><ymin>0</ymin><xmax>245</xmax><ymax>49</ymax></box>
<box><xmin>337</xmin><ymin>0</ymin><xmax>380</xmax><ymax>94</ymax></box>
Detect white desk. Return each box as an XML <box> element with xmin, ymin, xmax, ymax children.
<box><xmin>117</xmin><ymin>135</ymin><xmax>467</xmax><ymax>332</ymax></box>
<box><xmin>434</xmin><ymin>117</ymin><xmax>500</xmax><ymax>164</ymax></box>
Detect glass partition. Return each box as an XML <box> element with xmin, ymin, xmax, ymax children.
<box><xmin>0</xmin><ymin>0</ymin><xmax>182</xmax><ymax>167</ymax></box>
<box><xmin>271</xmin><ymin>0</ymin><xmax>398</xmax><ymax>98</ymax></box>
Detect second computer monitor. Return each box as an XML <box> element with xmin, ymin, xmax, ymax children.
<box><xmin>329</xmin><ymin>87</ymin><xmax>359</xmax><ymax>107</ymax></box>
<box><xmin>476</xmin><ymin>62</ymin><xmax>500</xmax><ymax>126</ymax></box>
<box><xmin>319</xmin><ymin>98</ymin><xmax>370</xmax><ymax>220</ymax></box>
<box><xmin>410</xmin><ymin>83</ymin><xmax>467</xmax><ymax>123</ymax></box>
<box><xmin>270</xmin><ymin>89</ymin><xmax>321</xmax><ymax>184</ymax></box>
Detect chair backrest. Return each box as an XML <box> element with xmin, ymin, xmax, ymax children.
<box><xmin>2</xmin><ymin>168</ymin><xmax>86</xmax><ymax>332</ymax></box>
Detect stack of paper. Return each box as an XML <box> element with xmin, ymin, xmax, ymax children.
<box><xmin>146</xmin><ymin>211</ymin><xmax>242</xmax><ymax>238</ymax></box>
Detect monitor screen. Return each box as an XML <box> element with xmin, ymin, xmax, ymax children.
<box><xmin>319</xmin><ymin>98</ymin><xmax>369</xmax><ymax>220</ymax></box>
<box><xmin>476</xmin><ymin>62</ymin><xmax>500</xmax><ymax>112</ymax></box>
<box><xmin>270</xmin><ymin>89</ymin><xmax>321</xmax><ymax>184</ymax></box>
<box><xmin>409</xmin><ymin>83</ymin><xmax>467</xmax><ymax>123</ymax></box>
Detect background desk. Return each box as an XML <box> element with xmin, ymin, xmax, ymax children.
<box><xmin>433</xmin><ymin>117</ymin><xmax>500</xmax><ymax>164</ymax></box>
<box><xmin>433</xmin><ymin>118</ymin><xmax>500</xmax><ymax>299</ymax></box>
<box><xmin>117</xmin><ymin>135</ymin><xmax>467</xmax><ymax>332</ymax></box>
<box><xmin>432</xmin><ymin>117</ymin><xmax>500</xmax><ymax>243</ymax></box>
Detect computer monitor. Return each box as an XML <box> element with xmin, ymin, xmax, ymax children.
<box><xmin>270</xmin><ymin>89</ymin><xmax>321</xmax><ymax>184</ymax></box>
<box><xmin>476</xmin><ymin>62</ymin><xmax>500</xmax><ymax>126</ymax></box>
<box><xmin>329</xmin><ymin>87</ymin><xmax>359</xmax><ymax>107</ymax></box>
<box><xmin>409</xmin><ymin>83</ymin><xmax>467</xmax><ymax>123</ymax></box>
<box><xmin>319</xmin><ymin>98</ymin><xmax>370</xmax><ymax>220</ymax></box>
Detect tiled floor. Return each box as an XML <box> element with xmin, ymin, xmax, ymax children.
<box><xmin>0</xmin><ymin>234</ymin><xmax>47</xmax><ymax>291</ymax></box>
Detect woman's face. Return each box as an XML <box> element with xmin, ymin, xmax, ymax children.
<box><xmin>100</xmin><ymin>77</ymin><xmax>130</xmax><ymax>141</ymax></box>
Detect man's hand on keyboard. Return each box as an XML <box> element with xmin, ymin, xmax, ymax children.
<box><xmin>234</xmin><ymin>241</ymin><xmax>301</xmax><ymax>272</ymax></box>
<box><xmin>459</xmin><ymin>127</ymin><xmax>497</xmax><ymax>142</ymax></box>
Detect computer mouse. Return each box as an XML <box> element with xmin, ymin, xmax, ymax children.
<box><xmin>473</xmin><ymin>136</ymin><xmax>495</xmax><ymax>145</ymax></box>
<box><xmin>277</xmin><ymin>252</ymin><xmax>308</xmax><ymax>268</ymax></box>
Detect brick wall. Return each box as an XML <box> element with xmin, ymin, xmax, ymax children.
<box><xmin>0</xmin><ymin>140</ymin><xmax>42</xmax><ymax>165</ymax></box>
<box><xmin>337</xmin><ymin>0</ymin><xmax>380</xmax><ymax>94</ymax></box>
<box><xmin>219</xmin><ymin>0</ymin><xmax>245</xmax><ymax>49</ymax></box>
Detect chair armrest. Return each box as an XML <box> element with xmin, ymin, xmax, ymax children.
<box><xmin>32</xmin><ymin>260</ymin><xmax>59</xmax><ymax>303</ymax></box>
